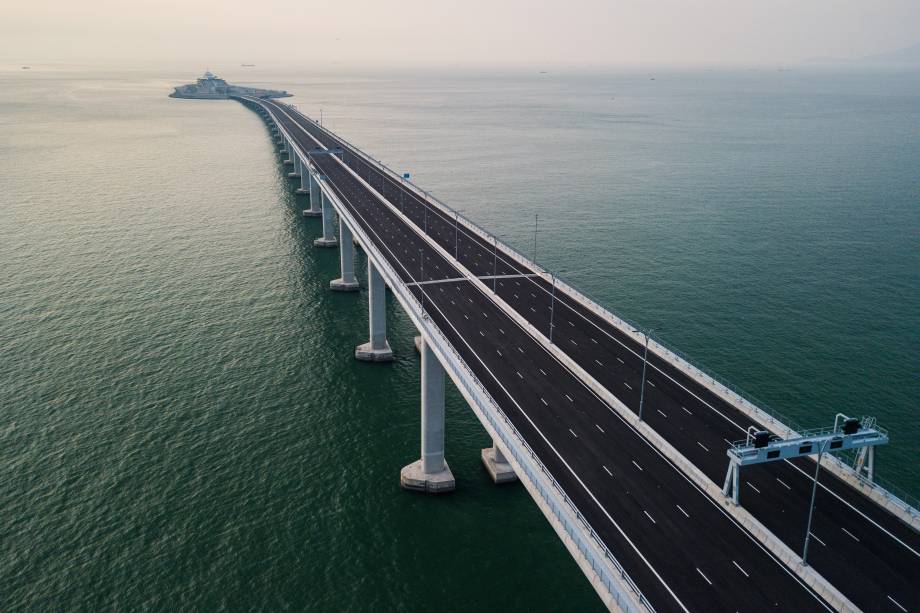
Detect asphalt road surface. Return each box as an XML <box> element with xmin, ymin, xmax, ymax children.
<box><xmin>247</xmin><ymin>97</ymin><xmax>918</xmax><ymax>612</ymax></box>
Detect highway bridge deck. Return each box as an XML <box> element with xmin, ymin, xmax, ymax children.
<box><xmin>241</xmin><ymin>97</ymin><xmax>919</xmax><ymax>612</ymax></box>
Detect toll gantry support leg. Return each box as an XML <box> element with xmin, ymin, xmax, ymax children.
<box><xmin>481</xmin><ymin>439</ymin><xmax>517</xmax><ymax>484</ymax></box>
<box><xmin>313</xmin><ymin>184</ymin><xmax>338</xmax><ymax>248</ymax></box>
<box><xmin>295</xmin><ymin>158</ymin><xmax>309</xmax><ymax>195</ymax></box>
<box><xmin>401</xmin><ymin>337</ymin><xmax>455</xmax><ymax>493</ymax></box>
<box><xmin>355</xmin><ymin>260</ymin><xmax>394</xmax><ymax>361</ymax></box>
<box><xmin>330</xmin><ymin>220</ymin><xmax>360</xmax><ymax>292</ymax></box>
<box><xmin>303</xmin><ymin>172</ymin><xmax>322</xmax><ymax>218</ymax></box>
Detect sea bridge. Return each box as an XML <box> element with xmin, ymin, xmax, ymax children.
<box><xmin>233</xmin><ymin>95</ymin><xmax>919</xmax><ymax>612</ymax></box>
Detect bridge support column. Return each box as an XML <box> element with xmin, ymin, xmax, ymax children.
<box><xmin>283</xmin><ymin>137</ymin><xmax>295</xmax><ymax>166</ymax></box>
<box><xmin>401</xmin><ymin>338</ymin><xmax>455</xmax><ymax>493</ymax></box>
<box><xmin>482</xmin><ymin>440</ymin><xmax>517</xmax><ymax>484</ymax></box>
<box><xmin>355</xmin><ymin>261</ymin><xmax>393</xmax><ymax>361</ymax></box>
<box><xmin>331</xmin><ymin>220</ymin><xmax>359</xmax><ymax>292</ymax></box>
<box><xmin>313</xmin><ymin>183</ymin><xmax>338</xmax><ymax>247</ymax></box>
<box><xmin>303</xmin><ymin>172</ymin><xmax>322</xmax><ymax>217</ymax></box>
<box><xmin>287</xmin><ymin>151</ymin><xmax>301</xmax><ymax>179</ymax></box>
<box><xmin>295</xmin><ymin>158</ymin><xmax>309</xmax><ymax>194</ymax></box>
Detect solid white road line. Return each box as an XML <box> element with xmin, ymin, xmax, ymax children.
<box><xmin>887</xmin><ymin>595</ymin><xmax>908</xmax><ymax>612</ymax></box>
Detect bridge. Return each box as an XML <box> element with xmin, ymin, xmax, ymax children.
<box><xmin>233</xmin><ymin>95</ymin><xmax>919</xmax><ymax>612</ymax></box>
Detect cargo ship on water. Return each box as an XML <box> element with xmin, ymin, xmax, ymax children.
<box><xmin>169</xmin><ymin>70</ymin><xmax>290</xmax><ymax>99</ymax></box>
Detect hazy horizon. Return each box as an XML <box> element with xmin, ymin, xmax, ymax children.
<box><xmin>2</xmin><ymin>0</ymin><xmax>920</xmax><ymax>68</ymax></box>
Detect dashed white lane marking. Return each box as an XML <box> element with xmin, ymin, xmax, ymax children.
<box><xmin>516</xmin><ymin>371</ymin><xmax>523</xmax><ymax>379</ymax></box>
<box><xmin>539</xmin><ymin>368</ymin><xmax>547</xmax><ymax>376</ymax></box>
<box><xmin>595</xmin><ymin>424</ymin><xmax>605</xmax><ymax>433</ymax></box>
<box><xmin>656</xmin><ymin>409</ymin><xmax>668</xmax><ymax>418</ymax></box>
<box><xmin>603</xmin><ymin>465</ymin><xmax>612</xmax><ymax>477</ymax></box>
<box><xmin>841</xmin><ymin>527</ymin><xmax>860</xmax><ymax>542</ymax></box>
<box><xmin>530</xmin><ymin>307</ymin><xmax>536</xmax><ymax>312</ymax></box>
<box><xmin>496</xmin><ymin>349</ymin><xmax>502</xmax><ymax>357</ymax></box>
<box><xmin>695</xmin><ymin>568</ymin><xmax>713</xmax><ymax>586</ymax></box>
<box><xmin>482</xmin><ymin>312</ymin><xmax>488</xmax><ymax>318</ymax></box>
<box><xmin>565</xmin><ymin>394</ymin><xmax>574</xmax><ymax>402</ymax></box>
<box><xmin>499</xmin><ymin>328</ymin><xmax>505</xmax><ymax>335</ymax></box>
<box><xmin>616</xmin><ymin>357</ymin><xmax>624</xmax><ymax>364</ymax></box>
<box><xmin>746</xmin><ymin>482</ymin><xmax>761</xmax><ymax>494</ymax></box>
<box><xmin>517</xmin><ymin>346</ymin><xmax>524</xmax><ymax>353</ymax></box>
<box><xmin>540</xmin><ymin>397</ymin><xmax>547</xmax><ymax>406</ymax></box>
<box><xmin>809</xmin><ymin>532</ymin><xmax>826</xmax><ymax>547</ymax></box>
<box><xmin>732</xmin><ymin>561</ymin><xmax>749</xmax><ymax>578</ymax></box>
<box><xmin>595</xmin><ymin>359</ymin><xmax>603</xmax><ymax>366</ymax></box>
<box><xmin>776</xmin><ymin>477</ymin><xmax>791</xmax><ymax>490</ymax></box>
<box><xmin>568</xmin><ymin>320</ymin><xmax>575</xmax><ymax>327</ymax></box>
<box><xmin>697</xmin><ymin>441</ymin><xmax>710</xmax><ymax>452</ymax></box>
<box><xmin>631</xmin><ymin>460</ymin><xmax>643</xmax><ymax>471</ymax></box>
<box><xmin>676</xmin><ymin>504</ymin><xmax>690</xmax><ymax>518</ymax></box>
<box><xmin>624</xmin><ymin>382</ymin><xmax>632</xmax><ymax>390</ymax></box>
<box><xmin>681</xmin><ymin>406</ymin><xmax>692</xmax><ymax>415</ymax></box>
<box><xmin>644</xmin><ymin>511</ymin><xmax>656</xmax><ymax>524</ymax></box>
<box><xmin>479</xmin><ymin>331</ymin><xmax>484</xmax><ymax>336</ymax></box>
<box><xmin>463</xmin><ymin>314</ymin><xmax>469</xmax><ymax>319</ymax></box>
<box><xmin>887</xmin><ymin>595</ymin><xmax>908</xmax><ymax>612</ymax></box>
<box><xmin>591</xmin><ymin>338</ymin><xmax>598</xmax><ymax>344</ymax></box>
<box><xmin>569</xmin><ymin>428</ymin><xmax>577</xmax><ymax>438</ymax></box>
<box><xmin>648</xmin><ymin>381</ymin><xmax>656</xmax><ymax>388</ymax></box>
<box><xmin>570</xmin><ymin>339</ymin><xmax>578</xmax><ymax>346</ymax></box>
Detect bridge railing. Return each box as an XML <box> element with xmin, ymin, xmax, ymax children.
<box><xmin>291</xmin><ymin>107</ymin><xmax>920</xmax><ymax>517</ymax></box>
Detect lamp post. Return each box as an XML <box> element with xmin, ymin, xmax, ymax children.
<box><xmin>549</xmin><ymin>274</ymin><xmax>558</xmax><ymax>342</ymax></box>
<box><xmin>533</xmin><ymin>213</ymin><xmax>539</xmax><ymax>266</ymax></box>
<box><xmin>802</xmin><ymin>438</ymin><xmax>829</xmax><ymax>566</ymax></box>
<box><xmin>631</xmin><ymin>328</ymin><xmax>654</xmax><ymax>422</ymax></box>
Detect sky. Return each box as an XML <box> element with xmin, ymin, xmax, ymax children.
<box><xmin>2</xmin><ymin>0</ymin><xmax>920</xmax><ymax>67</ymax></box>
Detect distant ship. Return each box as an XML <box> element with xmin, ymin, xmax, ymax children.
<box><xmin>169</xmin><ymin>70</ymin><xmax>290</xmax><ymax>100</ymax></box>
<box><xmin>21</xmin><ymin>66</ymin><xmax>31</xmax><ymax>70</ymax></box>
<box><xmin>241</xmin><ymin>63</ymin><xmax>255</xmax><ymax>67</ymax></box>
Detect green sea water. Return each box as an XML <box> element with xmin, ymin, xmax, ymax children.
<box><xmin>1</xmin><ymin>65</ymin><xmax>917</xmax><ymax>610</ymax></box>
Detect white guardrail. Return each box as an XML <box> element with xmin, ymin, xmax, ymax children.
<box><xmin>244</xmin><ymin>98</ymin><xmax>655</xmax><ymax>613</ymax></box>
<box><xmin>286</xmin><ymin>105</ymin><xmax>919</xmax><ymax>529</ymax></box>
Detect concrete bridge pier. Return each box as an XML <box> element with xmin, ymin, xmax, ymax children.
<box><xmin>287</xmin><ymin>152</ymin><xmax>301</xmax><ymax>179</ymax></box>
<box><xmin>283</xmin><ymin>138</ymin><xmax>295</xmax><ymax>166</ymax></box>
<box><xmin>355</xmin><ymin>261</ymin><xmax>394</xmax><ymax>361</ymax></box>
<box><xmin>330</xmin><ymin>220</ymin><xmax>360</xmax><ymax>292</ymax></box>
<box><xmin>312</xmin><ymin>183</ymin><xmax>338</xmax><ymax>247</ymax></box>
<box><xmin>303</xmin><ymin>172</ymin><xmax>322</xmax><ymax>218</ymax></box>
<box><xmin>401</xmin><ymin>338</ymin><xmax>455</xmax><ymax>493</ymax></box>
<box><xmin>482</xmin><ymin>440</ymin><xmax>517</xmax><ymax>484</ymax></box>
<box><xmin>295</xmin><ymin>158</ymin><xmax>309</xmax><ymax>194</ymax></box>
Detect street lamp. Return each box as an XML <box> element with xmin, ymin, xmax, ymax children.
<box><xmin>533</xmin><ymin>213</ymin><xmax>539</xmax><ymax>266</ymax></box>
<box><xmin>631</xmin><ymin>327</ymin><xmax>654</xmax><ymax>422</ymax></box>
<box><xmin>549</xmin><ymin>273</ymin><xmax>558</xmax><ymax>343</ymax></box>
<box><xmin>802</xmin><ymin>438</ymin><xmax>829</xmax><ymax>566</ymax></box>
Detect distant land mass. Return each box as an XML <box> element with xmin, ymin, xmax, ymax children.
<box><xmin>806</xmin><ymin>41</ymin><xmax>920</xmax><ymax>66</ymax></box>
